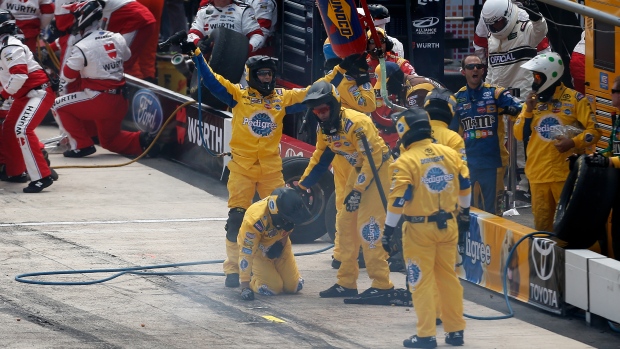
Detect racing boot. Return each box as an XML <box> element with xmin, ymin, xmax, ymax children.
<box><xmin>1</xmin><ymin>172</ymin><xmax>28</xmax><ymax>183</ymax></box>
<box><xmin>23</xmin><ymin>176</ymin><xmax>53</xmax><ymax>193</ymax></box>
<box><xmin>319</xmin><ymin>284</ymin><xmax>357</xmax><ymax>298</ymax></box>
<box><xmin>63</xmin><ymin>145</ymin><xmax>96</xmax><ymax>158</ymax></box>
<box><xmin>445</xmin><ymin>331</ymin><xmax>464</xmax><ymax>346</ymax></box>
<box><xmin>225</xmin><ymin>273</ymin><xmax>240</xmax><ymax>288</ymax></box>
<box><xmin>403</xmin><ymin>335</ymin><xmax>437</xmax><ymax>348</ymax></box>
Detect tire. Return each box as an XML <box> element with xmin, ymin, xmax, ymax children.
<box><xmin>325</xmin><ymin>192</ymin><xmax>337</xmax><ymax>243</ymax></box>
<box><xmin>190</xmin><ymin>27</ymin><xmax>249</xmax><ymax>110</ymax></box>
<box><xmin>282</xmin><ymin>157</ymin><xmax>335</xmax><ymax>243</ymax></box>
<box><xmin>553</xmin><ymin>155</ymin><xmax>618</xmax><ymax>248</ymax></box>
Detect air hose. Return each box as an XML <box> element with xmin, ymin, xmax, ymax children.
<box><xmin>15</xmin><ymin>244</ymin><xmax>334</xmax><ymax>285</ymax></box>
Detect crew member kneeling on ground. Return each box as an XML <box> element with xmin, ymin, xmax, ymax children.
<box><xmin>52</xmin><ymin>0</ymin><xmax>152</xmax><ymax>158</ymax></box>
<box><xmin>383</xmin><ymin>108</ymin><xmax>470</xmax><ymax>348</ymax></box>
<box><xmin>238</xmin><ymin>187</ymin><xmax>311</xmax><ymax>301</ymax></box>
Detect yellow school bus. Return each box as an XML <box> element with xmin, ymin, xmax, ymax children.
<box><xmin>584</xmin><ymin>0</ymin><xmax>620</xmax><ymax>150</ymax></box>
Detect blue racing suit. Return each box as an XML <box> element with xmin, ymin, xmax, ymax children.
<box><xmin>450</xmin><ymin>83</ymin><xmax>522</xmax><ymax>214</ymax></box>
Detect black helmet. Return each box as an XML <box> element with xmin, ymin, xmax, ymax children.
<box><xmin>0</xmin><ymin>10</ymin><xmax>16</xmax><ymax>36</ymax></box>
<box><xmin>268</xmin><ymin>187</ymin><xmax>312</xmax><ymax>230</ymax></box>
<box><xmin>303</xmin><ymin>80</ymin><xmax>342</xmax><ymax>136</ymax></box>
<box><xmin>368</xmin><ymin>4</ymin><xmax>389</xmax><ymax>19</ymax></box>
<box><xmin>391</xmin><ymin>107</ymin><xmax>432</xmax><ymax>148</ymax></box>
<box><xmin>70</xmin><ymin>0</ymin><xmax>103</xmax><ymax>34</ymax></box>
<box><xmin>424</xmin><ymin>88</ymin><xmax>457</xmax><ymax>125</ymax></box>
<box><xmin>245</xmin><ymin>55</ymin><xmax>278</xmax><ymax>97</ymax></box>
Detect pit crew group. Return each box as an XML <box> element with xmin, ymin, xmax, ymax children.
<box><xmin>1</xmin><ymin>0</ymin><xmax>614</xmax><ymax>348</ymax></box>
<box><xmin>181</xmin><ymin>0</ymin><xmax>610</xmax><ymax>348</ymax></box>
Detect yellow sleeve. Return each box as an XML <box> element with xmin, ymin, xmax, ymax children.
<box><xmin>324</xmin><ymin>66</ymin><xmax>376</xmax><ymax>113</ymax></box>
<box><xmin>352</xmin><ymin>118</ymin><xmax>388</xmax><ymax>193</ymax></box>
<box><xmin>237</xmin><ymin>215</ymin><xmax>264</xmax><ymax>283</ymax></box>
<box><xmin>513</xmin><ymin>109</ymin><xmax>533</xmax><ymax>141</ymax></box>
<box><xmin>386</xmin><ymin>157</ymin><xmax>412</xmax><ymax>216</ymax></box>
<box><xmin>571</xmin><ymin>96</ymin><xmax>601</xmax><ymax>149</ymax></box>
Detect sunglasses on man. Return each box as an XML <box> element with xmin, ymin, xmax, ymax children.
<box><xmin>312</xmin><ymin>105</ymin><xmax>331</xmax><ymax>116</ymax></box>
<box><xmin>464</xmin><ymin>63</ymin><xmax>485</xmax><ymax>70</ymax></box>
<box><xmin>612</xmin><ymin>89</ymin><xmax>620</xmax><ymax>94</ymax></box>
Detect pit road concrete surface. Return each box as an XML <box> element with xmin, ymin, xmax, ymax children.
<box><xmin>0</xmin><ymin>126</ymin><xmax>618</xmax><ymax>349</ymax></box>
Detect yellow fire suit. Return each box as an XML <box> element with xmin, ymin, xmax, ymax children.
<box><xmin>387</xmin><ymin>139</ymin><xmax>470</xmax><ymax>337</ymax></box>
<box><xmin>193</xmin><ymin>55</ymin><xmax>308</xmax><ymax>275</ymax></box>
<box><xmin>320</xmin><ymin>65</ymin><xmax>376</xmax><ymax>263</ymax></box>
<box><xmin>299</xmin><ymin>109</ymin><xmax>394</xmax><ymax>290</ymax></box>
<box><xmin>238</xmin><ymin>197</ymin><xmax>303</xmax><ymax>295</ymax></box>
<box><xmin>513</xmin><ymin>84</ymin><xmax>599</xmax><ymax>231</ymax></box>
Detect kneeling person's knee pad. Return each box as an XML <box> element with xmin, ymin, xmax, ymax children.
<box><xmin>225</xmin><ymin>208</ymin><xmax>246</xmax><ymax>242</ymax></box>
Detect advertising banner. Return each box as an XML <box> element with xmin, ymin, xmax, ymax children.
<box><xmin>457</xmin><ymin>209</ymin><xmax>534</xmax><ymax>304</ymax></box>
<box><xmin>528</xmin><ymin>238</ymin><xmax>565</xmax><ymax>314</ymax></box>
<box><xmin>411</xmin><ymin>0</ymin><xmax>446</xmax><ymax>82</ymax></box>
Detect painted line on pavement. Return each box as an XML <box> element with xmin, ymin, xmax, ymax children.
<box><xmin>0</xmin><ymin>217</ymin><xmax>227</xmax><ymax>227</ymax></box>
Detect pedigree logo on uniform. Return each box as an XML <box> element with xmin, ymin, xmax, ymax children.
<box><xmin>243</xmin><ymin>113</ymin><xmax>277</xmax><ymax>137</ymax></box>
<box><xmin>361</xmin><ymin>216</ymin><xmax>381</xmax><ymax>248</ymax></box>
<box><xmin>534</xmin><ymin>115</ymin><xmax>561</xmax><ymax>141</ymax></box>
<box><xmin>132</xmin><ymin>89</ymin><xmax>163</xmax><ymax>134</ymax></box>
<box><xmin>421</xmin><ymin>165</ymin><xmax>453</xmax><ymax>193</ymax></box>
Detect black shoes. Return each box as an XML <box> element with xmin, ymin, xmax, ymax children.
<box><xmin>319</xmin><ymin>283</ymin><xmax>358</xmax><ymax>298</ymax></box>
<box><xmin>225</xmin><ymin>273</ymin><xmax>240</xmax><ymax>288</ymax></box>
<box><xmin>445</xmin><ymin>330</ymin><xmax>464</xmax><ymax>346</ymax></box>
<box><xmin>403</xmin><ymin>335</ymin><xmax>437</xmax><ymax>348</ymax></box>
<box><xmin>1</xmin><ymin>172</ymin><xmax>28</xmax><ymax>183</ymax></box>
<box><xmin>64</xmin><ymin>145</ymin><xmax>96</xmax><ymax>158</ymax></box>
<box><xmin>23</xmin><ymin>176</ymin><xmax>53</xmax><ymax>193</ymax></box>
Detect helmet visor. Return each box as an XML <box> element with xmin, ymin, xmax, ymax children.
<box><xmin>488</xmin><ymin>17</ymin><xmax>508</xmax><ymax>33</ymax></box>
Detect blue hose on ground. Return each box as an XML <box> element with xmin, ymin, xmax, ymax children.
<box><xmin>463</xmin><ymin>231</ymin><xmax>555</xmax><ymax>320</ymax></box>
<box><xmin>14</xmin><ymin>244</ymin><xmax>334</xmax><ymax>286</ymax></box>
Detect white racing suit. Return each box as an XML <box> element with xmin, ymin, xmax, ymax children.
<box><xmin>0</xmin><ymin>0</ymin><xmax>54</xmax><ymax>52</ymax></box>
<box><xmin>51</xmin><ymin>28</ymin><xmax>144</xmax><ymax>156</ymax></box>
<box><xmin>0</xmin><ymin>34</ymin><xmax>54</xmax><ymax>180</ymax></box>
<box><xmin>187</xmin><ymin>1</ymin><xmax>264</xmax><ymax>53</ymax></box>
<box><xmin>244</xmin><ymin>0</ymin><xmax>276</xmax><ymax>55</ymax></box>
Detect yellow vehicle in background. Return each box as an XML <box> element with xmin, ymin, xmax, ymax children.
<box><xmin>584</xmin><ymin>0</ymin><xmax>620</xmax><ymax>150</ymax></box>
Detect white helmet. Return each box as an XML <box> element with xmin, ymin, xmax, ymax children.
<box><xmin>521</xmin><ymin>52</ymin><xmax>565</xmax><ymax>94</ymax></box>
<box><xmin>481</xmin><ymin>0</ymin><xmax>519</xmax><ymax>40</ymax></box>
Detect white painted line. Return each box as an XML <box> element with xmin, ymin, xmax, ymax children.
<box><xmin>0</xmin><ymin>218</ymin><xmax>227</xmax><ymax>227</ymax></box>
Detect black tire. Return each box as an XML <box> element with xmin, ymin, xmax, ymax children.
<box><xmin>282</xmin><ymin>157</ymin><xmax>335</xmax><ymax>243</ymax></box>
<box><xmin>325</xmin><ymin>192</ymin><xmax>337</xmax><ymax>243</ymax></box>
<box><xmin>553</xmin><ymin>155</ymin><xmax>618</xmax><ymax>248</ymax></box>
<box><xmin>190</xmin><ymin>27</ymin><xmax>249</xmax><ymax>110</ymax></box>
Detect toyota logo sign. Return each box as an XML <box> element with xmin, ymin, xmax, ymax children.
<box><xmin>531</xmin><ymin>238</ymin><xmax>556</xmax><ymax>281</ymax></box>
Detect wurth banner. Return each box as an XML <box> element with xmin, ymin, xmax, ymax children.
<box><xmin>412</xmin><ymin>0</ymin><xmax>446</xmax><ymax>82</ymax></box>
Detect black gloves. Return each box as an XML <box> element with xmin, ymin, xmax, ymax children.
<box><xmin>180</xmin><ymin>40</ymin><xmax>197</xmax><ymax>55</ymax></box>
<box><xmin>585</xmin><ymin>152</ymin><xmax>610</xmax><ymax>168</ymax></box>
<box><xmin>457</xmin><ymin>207</ymin><xmax>470</xmax><ymax>254</ymax></box>
<box><xmin>521</xmin><ymin>0</ymin><xmax>541</xmax><ymax>21</ymax></box>
<box><xmin>566</xmin><ymin>153</ymin><xmax>580</xmax><ymax>171</ymax></box>
<box><xmin>381</xmin><ymin>225</ymin><xmax>397</xmax><ymax>254</ymax></box>
<box><xmin>344</xmin><ymin>189</ymin><xmax>362</xmax><ymax>212</ymax></box>
<box><xmin>340</xmin><ymin>53</ymin><xmax>370</xmax><ymax>86</ymax></box>
<box><xmin>266</xmin><ymin>241</ymin><xmax>284</xmax><ymax>259</ymax></box>
<box><xmin>198</xmin><ymin>35</ymin><xmax>215</xmax><ymax>55</ymax></box>
<box><xmin>293</xmin><ymin>184</ymin><xmax>309</xmax><ymax>203</ymax></box>
<box><xmin>241</xmin><ymin>287</ymin><xmax>254</xmax><ymax>301</ymax></box>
